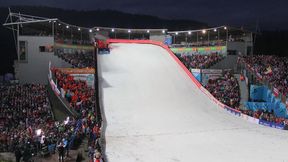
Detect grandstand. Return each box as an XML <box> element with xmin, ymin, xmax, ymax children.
<box><xmin>1</xmin><ymin>9</ymin><xmax>288</xmax><ymax>162</ymax></box>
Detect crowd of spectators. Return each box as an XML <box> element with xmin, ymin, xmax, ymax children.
<box><xmin>239</xmin><ymin>55</ymin><xmax>288</xmax><ymax>96</ymax></box>
<box><xmin>56</xmin><ymin>51</ymin><xmax>94</xmax><ymax>68</ymax></box>
<box><xmin>0</xmin><ymin>83</ymin><xmax>102</xmax><ymax>161</ymax></box>
<box><xmin>53</xmin><ymin>69</ymin><xmax>96</xmax><ymax>114</ymax></box>
<box><xmin>52</xmin><ymin>68</ymin><xmax>103</xmax><ymax>161</ymax></box>
<box><xmin>176</xmin><ymin>53</ymin><xmax>223</xmax><ymax>69</ymax></box>
<box><xmin>205</xmin><ymin>71</ymin><xmax>240</xmax><ymax>109</ymax></box>
<box><xmin>0</xmin><ymin>84</ymin><xmax>78</xmax><ymax>159</ymax></box>
<box><xmin>0</xmin><ymin>84</ymin><xmax>51</xmax><ymax>152</ymax></box>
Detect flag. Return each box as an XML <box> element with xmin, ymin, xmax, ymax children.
<box><xmin>264</xmin><ymin>66</ymin><xmax>272</xmax><ymax>75</ymax></box>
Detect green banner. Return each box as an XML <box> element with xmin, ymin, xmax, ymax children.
<box><xmin>170</xmin><ymin>46</ymin><xmax>226</xmax><ymax>53</ymax></box>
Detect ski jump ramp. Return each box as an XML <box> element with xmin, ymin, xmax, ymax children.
<box><xmin>99</xmin><ymin>40</ymin><xmax>288</xmax><ymax>162</ymax></box>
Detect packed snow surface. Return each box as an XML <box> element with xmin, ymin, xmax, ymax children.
<box><xmin>99</xmin><ymin>43</ymin><xmax>288</xmax><ymax>162</ymax></box>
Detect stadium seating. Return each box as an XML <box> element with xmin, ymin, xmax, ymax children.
<box><xmin>205</xmin><ymin>71</ymin><xmax>240</xmax><ymax>109</ymax></box>
<box><xmin>53</xmin><ymin>68</ymin><xmax>96</xmax><ymax>113</ymax></box>
<box><xmin>176</xmin><ymin>53</ymin><xmax>224</xmax><ymax>69</ymax></box>
<box><xmin>239</xmin><ymin>55</ymin><xmax>288</xmax><ymax>96</ymax></box>
<box><xmin>56</xmin><ymin>51</ymin><xmax>94</xmax><ymax>68</ymax></box>
<box><xmin>0</xmin><ymin>83</ymin><xmax>102</xmax><ymax>161</ymax></box>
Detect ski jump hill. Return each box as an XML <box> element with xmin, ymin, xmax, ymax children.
<box><xmin>99</xmin><ymin>39</ymin><xmax>288</xmax><ymax>162</ymax></box>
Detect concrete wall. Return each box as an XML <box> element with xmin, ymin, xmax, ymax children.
<box><xmin>150</xmin><ymin>35</ymin><xmax>166</xmax><ymax>43</ymax></box>
<box><xmin>15</xmin><ymin>36</ymin><xmax>71</xmax><ymax>84</ymax></box>
<box><xmin>227</xmin><ymin>41</ymin><xmax>253</xmax><ymax>55</ymax></box>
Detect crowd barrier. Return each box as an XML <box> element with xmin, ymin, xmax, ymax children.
<box><xmin>107</xmin><ymin>39</ymin><xmax>287</xmax><ymax>130</ymax></box>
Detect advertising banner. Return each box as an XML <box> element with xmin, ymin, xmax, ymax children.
<box><xmin>250</xmin><ymin>85</ymin><xmax>266</xmax><ymax>101</ymax></box>
<box><xmin>70</xmin><ymin>74</ymin><xmax>95</xmax><ymax>88</ymax></box>
<box><xmin>48</xmin><ymin>61</ymin><xmax>52</xmax><ymax>79</ymax></box>
<box><xmin>190</xmin><ymin>69</ymin><xmax>201</xmax><ymax>82</ymax></box>
<box><xmin>50</xmin><ymin>79</ymin><xmax>60</xmax><ymax>96</ymax></box>
<box><xmin>58</xmin><ymin>68</ymin><xmax>95</xmax><ymax>74</ymax></box>
<box><xmin>224</xmin><ymin>106</ymin><xmax>241</xmax><ymax>117</ymax></box>
<box><xmin>170</xmin><ymin>46</ymin><xmax>227</xmax><ymax>55</ymax></box>
<box><xmin>201</xmin><ymin>69</ymin><xmax>223</xmax><ymax>74</ymax></box>
<box><xmin>241</xmin><ymin>114</ymin><xmax>259</xmax><ymax>124</ymax></box>
<box><xmin>259</xmin><ymin>120</ymin><xmax>285</xmax><ymax>130</ymax></box>
<box><xmin>164</xmin><ymin>36</ymin><xmax>172</xmax><ymax>45</ymax></box>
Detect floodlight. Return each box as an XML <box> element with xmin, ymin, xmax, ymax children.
<box><xmin>36</xmin><ymin>129</ymin><xmax>42</xmax><ymax>136</ymax></box>
<box><xmin>89</xmin><ymin>29</ymin><xmax>93</xmax><ymax>33</ymax></box>
<box><xmin>202</xmin><ymin>30</ymin><xmax>206</xmax><ymax>34</ymax></box>
<box><xmin>128</xmin><ymin>29</ymin><xmax>131</xmax><ymax>33</ymax></box>
<box><xmin>66</xmin><ymin>25</ymin><xmax>69</xmax><ymax>29</ymax></box>
<box><xmin>188</xmin><ymin>31</ymin><xmax>192</xmax><ymax>35</ymax></box>
<box><xmin>147</xmin><ymin>30</ymin><xmax>150</xmax><ymax>33</ymax></box>
<box><xmin>214</xmin><ymin>29</ymin><xmax>217</xmax><ymax>32</ymax></box>
<box><xmin>64</xmin><ymin>117</ymin><xmax>70</xmax><ymax>125</ymax></box>
<box><xmin>78</xmin><ymin>28</ymin><xmax>81</xmax><ymax>31</ymax></box>
<box><xmin>175</xmin><ymin>32</ymin><xmax>178</xmax><ymax>35</ymax></box>
<box><xmin>96</xmin><ymin>28</ymin><xmax>100</xmax><ymax>31</ymax></box>
<box><xmin>162</xmin><ymin>30</ymin><xmax>165</xmax><ymax>34</ymax></box>
<box><xmin>111</xmin><ymin>28</ymin><xmax>115</xmax><ymax>32</ymax></box>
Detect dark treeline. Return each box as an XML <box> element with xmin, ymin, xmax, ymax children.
<box><xmin>0</xmin><ymin>6</ymin><xmax>287</xmax><ymax>74</ymax></box>
<box><xmin>0</xmin><ymin>6</ymin><xmax>207</xmax><ymax>75</ymax></box>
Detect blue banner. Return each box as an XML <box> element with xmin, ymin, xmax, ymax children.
<box><xmin>191</xmin><ymin>69</ymin><xmax>201</xmax><ymax>83</ymax></box>
<box><xmin>164</xmin><ymin>37</ymin><xmax>172</xmax><ymax>45</ymax></box>
<box><xmin>250</xmin><ymin>85</ymin><xmax>268</xmax><ymax>101</ymax></box>
<box><xmin>224</xmin><ymin>106</ymin><xmax>241</xmax><ymax>117</ymax></box>
<box><xmin>259</xmin><ymin>119</ymin><xmax>285</xmax><ymax>130</ymax></box>
<box><xmin>264</xmin><ymin>89</ymin><xmax>272</xmax><ymax>103</ymax></box>
<box><xmin>244</xmin><ymin>102</ymin><xmax>273</xmax><ymax>112</ymax></box>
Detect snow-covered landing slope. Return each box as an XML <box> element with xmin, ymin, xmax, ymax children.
<box><xmin>99</xmin><ymin>43</ymin><xmax>288</xmax><ymax>162</ymax></box>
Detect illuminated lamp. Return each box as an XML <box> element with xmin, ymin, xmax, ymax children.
<box><xmin>36</xmin><ymin>129</ymin><xmax>42</xmax><ymax>136</ymax></box>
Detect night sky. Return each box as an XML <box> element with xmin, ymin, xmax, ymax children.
<box><xmin>0</xmin><ymin>0</ymin><xmax>288</xmax><ymax>30</ymax></box>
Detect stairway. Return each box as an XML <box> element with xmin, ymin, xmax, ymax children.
<box><xmin>234</xmin><ymin>74</ymin><xmax>249</xmax><ymax>110</ymax></box>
